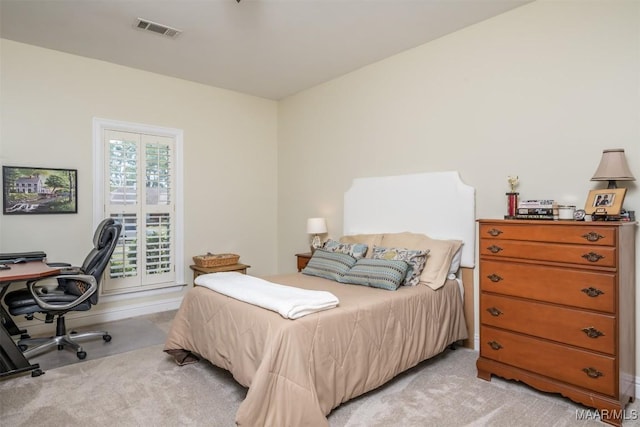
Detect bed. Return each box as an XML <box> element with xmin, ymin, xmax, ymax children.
<box><xmin>164</xmin><ymin>171</ymin><xmax>476</xmax><ymax>426</ymax></box>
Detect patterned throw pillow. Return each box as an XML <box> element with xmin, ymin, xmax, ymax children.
<box><xmin>302</xmin><ymin>249</ymin><xmax>357</xmax><ymax>282</ymax></box>
<box><xmin>339</xmin><ymin>234</ymin><xmax>383</xmax><ymax>258</ymax></box>
<box><xmin>323</xmin><ymin>239</ymin><xmax>368</xmax><ymax>260</ymax></box>
<box><xmin>372</xmin><ymin>246</ymin><xmax>429</xmax><ymax>286</ymax></box>
<box><xmin>339</xmin><ymin>258</ymin><xmax>409</xmax><ymax>291</ymax></box>
<box><xmin>380</xmin><ymin>232</ymin><xmax>463</xmax><ymax>290</ymax></box>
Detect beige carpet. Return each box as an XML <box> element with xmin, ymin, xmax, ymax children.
<box><xmin>26</xmin><ymin>316</ymin><xmax>168</xmax><ymax>371</ymax></box>
<box><xmin>1</xmin><ymin>344</ymin><xmax>638</xmax><ymax>426</ymax></box>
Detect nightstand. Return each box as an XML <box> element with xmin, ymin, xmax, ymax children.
<box><xmin>190</xmin><ymin>263</ymin><xmax>251</xmax><ymax>285</ymax></box>
<box><xmin>295</xmin><ymin>253</ymin><xmax>312</xmax><ymax>272</ymax></box>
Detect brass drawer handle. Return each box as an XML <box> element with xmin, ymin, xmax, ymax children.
<box><xmin>582</xmin><ymin>232</ymin><xmax>605</xmax><ymax>242</ymax></box>
<box><xmin>487</xmin><ymin>273</ymin><xmax>503</xmax><ymax>283</ymax></box>
<box><xmin>581</xmin><ymin>327</ymin><xmax>605</xmax><ymax>339</ymax></box>
<box><xmin>582</xmin><ymin>367</ymin><xmax>603</xmax><ymax>379</ymax></box>
<box><xmin>488</xmin><ymin>228</ymin><xmax>503</xmax><ymax>237</ymax></box>
<box><xmin>581</xmin><ymin>287</ymin><xmax>604</xmax><ymax>297</ymax></box>
<box><xmin>488</xmin><ymin>341</ymin><xmax>503</xmax><ymax>350</ymax></box>
<box><xmin>581</xmin><ymin>252</ymin><xmax>604</xmax><ymax>263</ymax></box>
<box><xmin>487</xmin><ymin>307</ymin><xmax>503</xmax><ymax>317</ymax></box>
<box><xmin>487</xmin><ymin>245</ymin><xmax>503</xmax><ymax>254</ymax></box>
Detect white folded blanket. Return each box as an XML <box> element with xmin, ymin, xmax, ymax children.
<box><xmin>194</xmin><ymin>272</ymin><xmax>339</xmax><ymax>319</ymax></box>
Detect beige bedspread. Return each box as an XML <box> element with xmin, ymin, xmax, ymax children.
<box><xmin>164</xmin><ymin>273</ymin><xmax>467</xmax><ymax>426</ymax></box>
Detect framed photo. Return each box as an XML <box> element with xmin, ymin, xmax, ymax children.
<box><xmin>584</xmin><ymin>188</ymin><xmax>626</xmax><ymax>216</ymax></box>
<box><xmin>2</xmin><ymin>166</ymin><xmax>78</xmax><ymax>215</ymax></box>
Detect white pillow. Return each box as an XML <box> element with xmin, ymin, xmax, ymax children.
<box><xmin>448</xmin><ymin>244</ymin><xmax>464</xmax><ymax>275</ymax></box>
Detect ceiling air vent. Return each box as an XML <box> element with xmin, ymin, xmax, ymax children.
<box><xmin>135</xmin><ymin>18</ymin><xmax>182</xmax><ymax>38</ymax></box>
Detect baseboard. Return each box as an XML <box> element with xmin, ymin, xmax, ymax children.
<box><xmin>12</xmin><ymin>295</ymin><xmax>183</xmax><ymax>336</ymax></box>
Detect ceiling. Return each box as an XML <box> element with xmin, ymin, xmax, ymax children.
<box><xmin>0</xmin><ymin>0</ymin><xmax>532</xmax><ymax>100</ymax></box>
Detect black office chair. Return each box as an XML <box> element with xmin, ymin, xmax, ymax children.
<box><xmin>4</xmin><ymin>218</ymin><xmax>121</xmax><ymax>360</ymax></box>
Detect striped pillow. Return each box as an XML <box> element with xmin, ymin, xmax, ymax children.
<box><xmin>339</xmin><ymin>258</ymin><xmax>409</xmax><ymax>291</ymax></box>
<box><xmin>302</xmin><ymin>249</ymin><xmax>357</xmax><ymax>282</ymax></box>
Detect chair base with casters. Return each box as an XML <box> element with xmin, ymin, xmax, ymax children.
<box><xmin>17</xmin><ymin>315</ymin><xmax>111</xmax><ymax>360</ymax></box>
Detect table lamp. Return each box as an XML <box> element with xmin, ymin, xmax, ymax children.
<box><xmin>306</xmin><ymin>217</ymin><xmax>327</xmax><ymax>253</ymax></box>
<box><xmin>591</xmin><ymin>149</ymin><xmax>635</xmax><ymax>189</ymax></box>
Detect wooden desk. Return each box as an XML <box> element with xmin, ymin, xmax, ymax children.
<box><xmin>0</xmin><ymin>262</ymin><xmax>61</xmax><ymax>283</ymax></box>
<box><xmin>0</xmin><ymin>262</ymin><xmax>60</xmax><ymax>378</ymax></box>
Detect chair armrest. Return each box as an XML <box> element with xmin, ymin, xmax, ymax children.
<box><xmin>61</xmin><ymin>267</ymin><xmax>83</xmax><ymax>275</ymax></box>
<box><xmin>27</xmin><ymin>274</ymin><xmax>97</xmax><ymax>311</ymax></box>
<box><xmin>46</xmin><ymin>262</ymin><xmax>73</xmax><ymax>267</ymax></box>
<box><xmin>46</xmin><ymin>263</ymin><xmax>82</xmax><ymax>275</ymax></box>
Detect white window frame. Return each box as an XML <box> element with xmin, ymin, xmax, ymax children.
<box><xmin>93</xmin><ymin>117</ymin><xmax>185</xmax><ymax>295</ymax></box>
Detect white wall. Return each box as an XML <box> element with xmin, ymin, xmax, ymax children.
<box><xmin>0</xmin><ymin>39</ymin><xmax>278</xmax><ymax>319</ymax></box>
<box><xmin>277</xmin><ymin>0</ymin><xmax>639</xmax><ymax>361</ymax></box>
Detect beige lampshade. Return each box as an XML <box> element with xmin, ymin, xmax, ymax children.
<box><xmin>306</xmin><ymin>217</ymin><xmax>327</xmax><ymax>234</ymax></box>
<box><xmin>591</xmin><ymin>149</ymin><xmax>635</xmax><ymax>188</ymax></box>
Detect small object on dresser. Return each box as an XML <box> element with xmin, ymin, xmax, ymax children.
<box><xmin>620</xmin><ymin>210</ymin><xmax>635</xmax><ymax>221</ymax></box>
<box><xmin>584</xmin><ymin>188</ymin><xmax>626</xmax><ymax>218</ymax></box>
<box><xmin>514</xmin><ymin>214</ymin><xmax>555</xmax><ymax>220</ymax></box>
<box><xmin>557</xmin><ymin>205</ymin><xmax>576</xmax><ymax>220</ymax></box>
<box><xmin>515</xmin><ymin>199</ymin><xmax>558</xmax><ymax>220</ymax></box>
<box><xmin>505</xmin><ymin>193</ymin><xmax>519</xmax><ymax>218</ymax></box>
<box><xmin>192</xmin><ymin>252</ymin><xmax>240</xmax><ymax>268</ymax></box>
<box><xmin>573</xmin><ymin>209</ymin><xmax>586</xmax><ymax>221</ymax></box>
<box><xmin>504</xmin><ymin>176</ymin><xmax>519</xmax><ymax>218</ymax></box>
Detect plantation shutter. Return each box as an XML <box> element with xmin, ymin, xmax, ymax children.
<box><xmin>103</xmin><ymin>129</ymin><xmax>175</xmax><ymax>293</ymax></box>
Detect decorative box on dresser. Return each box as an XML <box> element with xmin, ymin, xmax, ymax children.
<box><xmin>476</xmin><ymin>219</ymin><xmax>636</xmax><ymax>426</ymax></box>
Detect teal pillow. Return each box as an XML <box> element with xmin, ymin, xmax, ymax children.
<box><xmin>339</xmin><ymin>258</ymin><xmax>409</xmax><ymax>291</ymax></box>
<box><xmin>302</xmin><ymin>249</ymin><xmax>357</xmax><ymax>282</ymax></box>
<box><xmin>323</xmin><ymin>239</ymin><xmax>368</xmax><ymax>259</ymax></box>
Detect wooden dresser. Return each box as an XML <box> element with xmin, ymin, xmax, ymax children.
<box><xmin>476</xmin><ymin>219</ymin><xmax>636</xmax><ymax>426</ymax></box>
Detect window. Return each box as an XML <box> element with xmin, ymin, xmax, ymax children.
<box><xmin>94</xmin><ymin>119</ymin><xmax>184</xmax><ymax>294</ymax></box>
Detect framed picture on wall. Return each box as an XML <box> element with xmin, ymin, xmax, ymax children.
<box><xmin>2</xmin><ymin>166</ymin><xmax>78</xmax><ymax>214</ymax></box>
<box><xmin>584</xmin><ymin>188</ymin><xmax>626</xmax><ymax>216</ymax></box>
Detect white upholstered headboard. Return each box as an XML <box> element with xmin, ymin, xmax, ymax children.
<box><xmin>343</xmin><ymin>171</ymin><xmax>476</xmax><ymax>268</ymax></box>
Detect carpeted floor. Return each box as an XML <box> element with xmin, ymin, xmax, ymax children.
<box><xmin>2</xmin><ymin>330</ymin><xmax>638</xmax><ymax>426</ymax></box>
<box><xmin>25</xmin><ymin>316</ymin><xmax>168</xmax><ymax>371</ymax></box>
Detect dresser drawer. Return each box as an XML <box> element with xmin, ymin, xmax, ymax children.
<box><xmin>480</xmin><ymin>326</ymin><xmax>616</xmax><ymax>397</ymax></box>
<box><xmin>479</xmin><ymin>239</ymin><xmax>616</xmax><ymax>267</ymax></box>
<box><xmin>479</xmin><ymin>223</ymin><xmax>616</xmax><ymax>246</ymax></box>
<box><xmin>481</xmin><ymin>294</ymin><xmax>615</xmax><ymax>354</ymax></box>
<box><xmin>480</xmin><ymin>260</ymin><xmax>616</xmax><ymax>312</ymax></box>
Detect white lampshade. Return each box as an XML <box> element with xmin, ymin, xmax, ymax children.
<box><xmin>306</xmin><ymin>217</ymin><xmax>327</xmax><ymax>234</ymax></box>
<box><xmin>591</xmin><ymin>149</ymin><xmax>635</xmax><ymax>189</ymax></box>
